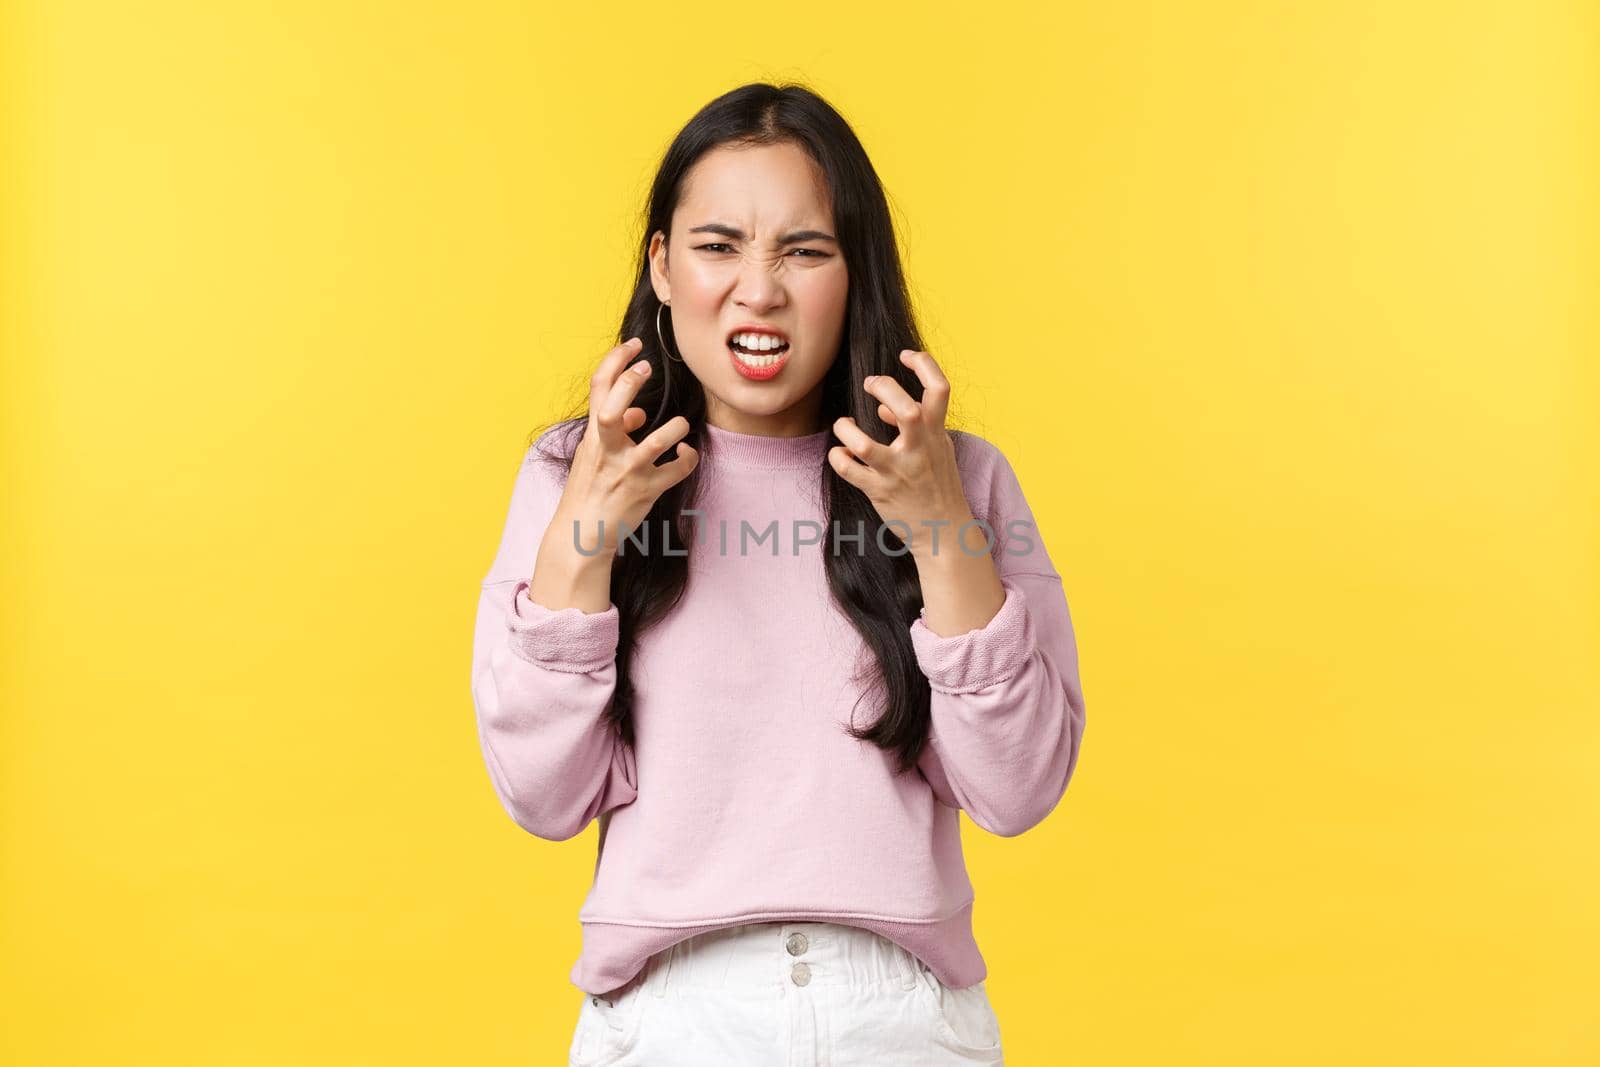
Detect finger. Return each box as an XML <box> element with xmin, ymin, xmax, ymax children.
<box><xmin>622</xmin><ymin>407</ymin><xmax>648</xmax><ymax>435</ymax></box>
<box><xmin>831</xmin><ymin>415</ymin><xmax>891</xmax><ymax>468</ymax></box>
<box><xmin>634</xmin><ymin>414</ymin><xmax>691</xmax><ymax>464</ymax></box>
<box><xmin>588</xmin><ymin>338</ymin><xmax>645</xmax><ymax>424</ymax></box>
<box><xmin>898</xmin><ymin>349</ymin><xmax>950</xmax><ymax>427</ymax></box>
<box><xmin>862</xmin><ymin>373</ymin><xmax>924</xmax><ymax>441</ymax></box>
<box><xmin>594</xmin><ymin>356</ymin><xmax>654</xmax><ymax>443</ymax></box>
<box><xmin>648</xmin><ymin>439</ymin><xmax>699</xmax><ymax>492</ymax></box>
<box><xmin>827</xmin><ymin>445</ymin><xmax>874</xmax><ymax>490</ymax></box>
<box><xmin>589</xmin><ymin>338</ymin><xmax>644</xmax><ymax>405</ymax></box>
<box><xmin>878</xmin><ymin>402</ymin><xmax>898</xmax><ymax>426</ymax></box>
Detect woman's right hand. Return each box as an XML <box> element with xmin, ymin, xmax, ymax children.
<box><xmin>528</xmin><ymin>338</ymin><xmax>697</xmax><ymax>612</ymax></box>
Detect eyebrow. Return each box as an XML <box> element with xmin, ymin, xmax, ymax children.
<box><xmin>687</xmin><ymin>223</ymin><xmax>838</xmax><ymax>245</ymax></box>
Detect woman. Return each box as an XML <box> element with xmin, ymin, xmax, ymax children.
<box><xmin>470</xmin><ymin>82</ymin><xmax>1087</xmax><ymax>1066</ymax></box>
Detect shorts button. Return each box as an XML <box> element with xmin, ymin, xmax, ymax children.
<box><xmin>785</xmin><ymin>932</ymin><xmax>808</xmax><ymax>956</ymax></box>
<box><xmin>791</xmin><ymin>961</ymin><xmax>811</xmax><ymax>986</ymax></box>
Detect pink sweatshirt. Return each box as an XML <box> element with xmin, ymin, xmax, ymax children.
<box><xmin>470</xmin><ymin>421</ymin><xmax>1087</xmax><ymax>996</ymax></box>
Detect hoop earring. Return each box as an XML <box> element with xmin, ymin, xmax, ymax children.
<box><xmin>655</xmin><ymin>302</ymin><xmax>685</xmax><ymax>363</ymax></box>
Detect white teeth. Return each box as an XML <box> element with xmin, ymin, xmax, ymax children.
<box><xmin>728</xmin><ymin>331</ymin><xmax>790</xmax><ymax>370</ymax></box>
<box><xmin>730</xmin><ymin>331</ymin><xmax>788</xmax><ymax>351</ymax></box>
<box><xmin>732</xmin><ymin>349</ymin><xmax>781</xmax><ymax>368</ymax></box>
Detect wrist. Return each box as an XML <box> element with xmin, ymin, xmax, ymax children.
<box><xmin>528</xmin><ymin>529</ymin><xmax>615</xmax><ymax>614</ymax></box>
<box><xmin>907</xmin><ymin>509</ymin><xmax>986</xmax><ymax>565</ymax></box>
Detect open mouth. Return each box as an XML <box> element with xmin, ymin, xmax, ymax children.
<box><xmin>726</xmin><ymin>329</ymin><xmax>791</xmax><ymax>370</ymax></box>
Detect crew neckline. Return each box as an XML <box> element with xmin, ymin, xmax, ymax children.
<box><xmin>700</xmin><ymin>421</ymin><xmax>832</xmax><ymax>470</ymax></box>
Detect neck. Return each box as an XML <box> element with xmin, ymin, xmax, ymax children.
<box><xmin>699</xmin><ymin>421</ymin><xmax>832</xmax><ymax>470</ymax></box>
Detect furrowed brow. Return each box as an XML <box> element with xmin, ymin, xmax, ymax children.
<box><xmin>688</xmin><ymin>223</ymin><xmax>838</xmax><ymax>244</ymax></box>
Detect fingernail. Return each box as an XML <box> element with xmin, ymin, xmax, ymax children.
<box><xmin>633</xmin><ymin>361</ymin><xmax>651</xmax><ymax>375</ymax></box>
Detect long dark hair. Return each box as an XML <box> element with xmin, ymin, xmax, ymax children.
<box><xmin>529</xmin><ymin>82</ymin><xmax>964</xmax><ymax>774</ymax></box>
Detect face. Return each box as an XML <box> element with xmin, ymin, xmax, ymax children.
<box><xmin>648</xmin><ymin>141</ymin><xmax>849</xmax><ymax>436</ymax></box>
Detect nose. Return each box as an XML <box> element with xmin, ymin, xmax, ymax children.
<box><xmin>731</xmin><ymin>252</ymin><xmax>788</xmax><ymax>312</ymax></box>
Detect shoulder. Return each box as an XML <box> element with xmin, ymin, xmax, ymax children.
<box><xmin>481</xmin><ymin>419</ymin><xmax>584</xmax><ymax>586</ymax></box>
<box><xmin>946</xmin><ymin>428</ymin><xmax>1056</xmax><ymax>575</ymax></box>
<box><xmin>949</xmin><ymin>426</ymin><xmax>1006</xmax><ymax>464</ymax></box>
<box><xmin>521</xmin><ymin>418</ymin><xmax>586</xmax><ymax>491</ymax></box>
<box><xmin>948</xmin><ymin>427</ymin><xmax>1021</xmax><ymax>502</ymax></box>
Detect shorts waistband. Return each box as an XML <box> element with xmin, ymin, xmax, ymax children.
<box><xmin>636</xmin><ymin>921</ymin><xmax>923</xmax><ymax>998</ymax></box>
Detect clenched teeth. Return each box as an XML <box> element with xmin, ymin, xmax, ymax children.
<box><xmin>729</xmin><ymin>332</ymin><xmax>789</xmax><ymax>352</ymax></box>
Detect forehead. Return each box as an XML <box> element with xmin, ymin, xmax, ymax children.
<box><xmin>675</xmin><ymin>142</ymin><xmax>833</xmax><ymax>231</ymax></box>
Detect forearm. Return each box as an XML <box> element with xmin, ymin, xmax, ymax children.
<box><xmin>472</xmin><ymin>578</ymin><xmax>635</xmax><ymax>841</ymax></box>
<box><xmin>528</xmin><ymin>510</ymin><xmax>616</xmax><ymax>614</ymax></box>
<box><xmin>908</xmin><ymin>569</ymin><xmax>1087</xmax><ymax>837</ymax></box>
<box><xmin>912</xmin><ymin>516</ymin><xmax>1007</xmax><ymax>637</ymax></box>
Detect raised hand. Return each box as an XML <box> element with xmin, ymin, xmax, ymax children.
<box><xmin>529</xmin><ymin>338</ymin><xmax>697</xmax><ymax>612</ymax></box>
<box><xmin>827</xmin><ymin>349</ymin><xmax>977</xmax><ymax>561</ymax></box>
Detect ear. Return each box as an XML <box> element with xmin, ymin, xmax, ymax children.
<box><xmin>647</xmin><ymin>230</ymin><xmax>671</xmax><ymax>305</ymax></box>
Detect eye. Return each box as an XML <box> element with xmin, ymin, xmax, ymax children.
<box><xmin>692</xmin><ymin>243</ymin><xmax>829</xmax><ymax>258</ymax></box>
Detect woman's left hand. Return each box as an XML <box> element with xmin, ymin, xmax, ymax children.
<box><xmin>829</xmin><ymin>349</ymin><xmax>978</xmax><ymax>562</ymax></box>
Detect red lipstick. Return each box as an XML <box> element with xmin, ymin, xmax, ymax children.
<box><xmin>726</xmin><ymin>324</ymin><xmax>792</xmax><ymax>382</ymax></box>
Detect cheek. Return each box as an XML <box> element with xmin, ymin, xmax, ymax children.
<box><xmin>797</xmin><ymin>272</ymin><xmax>849</xmax><ymax>332</ymax></box>
<box><xmin>673</xmin><ymin>261</ymin><xmax>729</xmax><ymax>308</ymax></box>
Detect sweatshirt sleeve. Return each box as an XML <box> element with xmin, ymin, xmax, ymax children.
<box><xmin>912</xmin><ymin>438</ymin><xmax>1087</xmax><ymax>838</ymax></box>
<box><xmin>470</xmin><ymin>438</ymin><xmax>638</xmax><ymax>842</ymax></box>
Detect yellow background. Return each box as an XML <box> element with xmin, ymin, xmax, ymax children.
<box><xmin>3</xmin><ymin>1</ymin><xmax>1595</xmax><ymax>1063</ymax></box>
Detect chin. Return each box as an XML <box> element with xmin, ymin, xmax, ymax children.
<box><xmin>716</xmin><ymin>384</ymin><xmax>794</xmax><ymax>411</ymax></box>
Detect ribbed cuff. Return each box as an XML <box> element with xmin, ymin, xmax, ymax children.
<box><xmin>908</xmin><ymin>579</ymin><xmax>1034</xmax><ymax>694</ymax></box>
<box><xmin>504</xmin><ymin>580</ymin><xmax>620</xmax><ymax>673</ymax></box>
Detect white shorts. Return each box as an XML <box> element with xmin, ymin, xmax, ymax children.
<box><xmin>567</xmin><ymin>920</ymin><xmax>1005</xmax><ymax>1066</ymax></box>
